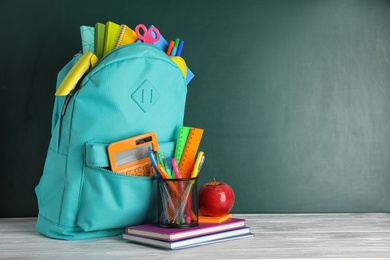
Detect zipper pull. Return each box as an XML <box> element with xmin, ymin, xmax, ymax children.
<box><xmin>61</xmin><ymin>87</ymin><xmax>76</xmax><ymax>116</ymax></box>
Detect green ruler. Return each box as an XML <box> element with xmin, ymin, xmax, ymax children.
<box><xmin>174</xmin><ymin>126</ymin><xmax>191</xmax><ymax>164</ymax></box>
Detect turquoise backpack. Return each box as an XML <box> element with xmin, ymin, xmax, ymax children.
<box><xmin>35</xmin><ymin>43</ymin><xmax>187</xmax><ymax>240</ymax></box>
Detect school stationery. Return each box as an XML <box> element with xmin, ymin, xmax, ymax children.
<box><xmin>191</xmin><ymin>151</ymin><xmax>205</xmax><ymax>178</ymax></box>
<box><xmin>55</xmin><ymin>52</ymin><xmax>98</xmax><ymax>96</ymax></box>
<box><xmin>179</xmin><ymin>127</ymin><xmax>204</xmax><ymax>178</ymax></box>
<box><xmin>135</xmin><ymin>24</ymin><xmax>160</xmax><ymax>45</ymax></box>
<box><xmin>103</xmin><ymin>21</ymin><xmax>121</xmax><ymax>56</ymax></box>
<box><xmin>123</xmin><ymin>227</ymin><xmax>253</xmax><ymax>250</ymax></box>
<box><xmin>114</xmin><ymin>24</ymin><xmax>138</xmax><ymax>48</ymax></box>
<box><xmin>80</xmin><ymin>25</ymin><xmax>95</xmax><ymax>53</ymax></box>
<box><xmin>174</xmin><ymin>126</ymin><xmax>191</xmax><ymax>164</ymax></box>
<box><xmin>176</xmin><ymin>40</ymin><xmax>184</xmax><ymax>56</ymax></box>
<box><xmin>171</xmin><ymin>158</ymin><xmax>182</xmax><ymax>179</ymax></box>
<box><xmin>166</xmin><ymin>40</ymin><xmax>175</xmax><ymax>55</ymax></box>
<box><xmin>151</xmin><ymin>126</ymin><xmax>204</xmax><ymax>180</ymax></box>
<box><xmin>157</xmin><ymin>152</ymin><xmax>172</xmax><ymax>177</ymax></box>
<box><xmin>94</xmin><ymin>22</ymin><xmax>105</xmax><ymax>59</ymax></box>
<box><xmin>107</xmin><ymin>132</ymin><xmax>159</xmax><ymax>176</ymax></box>
<box><xmin>170</xmin><ymin>38</ymin><xmax>180</xmax><ymax>56</ymax></box>
<box><xmin>157</xmin><ymin>164</ymin><xmax>171</xmax><ymax>179</ymax></box>
<box><xmin>143</xmin><ymin>27</ymin><xmax>194</xmax><ymax>84</ymax></box>
<box><xmin>198</xmin><ymin>214</ymin><xmax>232</xmax><ymax>223</ymax></box>
<box><xmin>36</xmin><ymin>39</ymin><xmax>188</xmax><ymax>240</ymax></box>
<box><xmin>157</xmin><ymin>177</ymin><xmax>198</xmax><ymax>227</ymax></box>
<box><xmin>186</xmin><ymin>66</ymin><xmax>194</xmax><ymax>85</ymax></box>
<box><xmin>125</xmin><ymin>218</ymin><xmax>247</xmax><ymax>241</ymax></box>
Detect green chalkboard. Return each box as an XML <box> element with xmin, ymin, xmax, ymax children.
<box><xmin>1</xmin><ymin>0</ymin><xmax>390</xmax><ymax>216</ymax></box>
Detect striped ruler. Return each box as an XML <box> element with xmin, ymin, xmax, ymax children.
<box><xmin>174</xmin><ymin>126</ymin><xmax>191</xmax><ymax>164</ymax></box>
<box><xmin>179</xmin><ymin>127</ymin><xmax>204</xmax><ymax>178</ymax></box>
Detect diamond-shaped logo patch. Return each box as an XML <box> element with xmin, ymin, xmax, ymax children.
<box><xmin>131</xmin><ymin>80</ymin><xmax>160</xmax><ymax>112</ymax></box>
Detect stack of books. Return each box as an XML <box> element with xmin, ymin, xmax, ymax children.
<box><xmin>122</xmin><ymin>216</ymin><xmax>254</xmax><ymax>250</ymax></box>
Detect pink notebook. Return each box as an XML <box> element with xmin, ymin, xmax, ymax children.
<box><xmin>125</xmin><ymin>218</ymin><xmax>246</xmax><ymax>241</ymax></box>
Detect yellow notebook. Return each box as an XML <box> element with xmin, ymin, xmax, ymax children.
<box><xmin>103</xmin><ymin>21</ymin><xmax>121</xmax><ymax>56</ymax></box>
<box><xmin>114</xmin><ymin>24</ymin><xmax>138</xmax><ymax>49</ymax></box>
<box><xmin>94</xmin><ymin>22</ymin><xmax>105</xmax><ymax>59</ymax></box>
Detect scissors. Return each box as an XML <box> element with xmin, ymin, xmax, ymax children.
<box><xmin>135</xmin><ymin>24</ymin><xmax>161</xmax><ymax>45</ymax></box>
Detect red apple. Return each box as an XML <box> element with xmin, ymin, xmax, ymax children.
<box><xmin>198</xmin><ymin>179</ymin><xmax>235</xmax><ymax>217</ymax></box>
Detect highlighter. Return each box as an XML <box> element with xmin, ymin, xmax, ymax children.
<box><xmin>191</xmin><ymin>151</ymin><xmax>205</xmax><ymax>178</ymax></box>
<box><xmin>171</xmin><ymin>158</ymin><xmax>182</xmax><ymax>179</ymax></box>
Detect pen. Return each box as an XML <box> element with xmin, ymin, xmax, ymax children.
<box><xmin>148</xmin><ymin>150</ymin><xmax>161</xmax><ymax>178</ymax></box>
<box><xmin>153</xmin><ymin>150</ymin><xmax>160</xmax><ymax>163</ymax></box>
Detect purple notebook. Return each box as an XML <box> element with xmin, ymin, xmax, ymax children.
<box><xmin>125</xmin><ymin>218</ymin><xmax>246</xmax><ymax>241</ymax></box>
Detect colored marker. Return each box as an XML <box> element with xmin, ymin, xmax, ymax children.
<box><xmin>171</xmin><ymin>47</ymin><xmax>177</xmax><ymax>56</ymax></box>
<box><xmin>171</xmin><ymin>38</ymin><xmax>180</xmax><ymax>56</ymax></box>
<box><xmin>157</xmin><ymin>164</ymin><xmax>171</xmax><ymax>179</ymax></box>
<box><xmin>174</xmin><ymin>38</ymin><xmax>180</xmax><ymax>48</ymax></box>
<box><xmin>171</xmin><ymin>158</ymin><xmax>182</xmax><ymax>179</ymax></box>
<box><xmin>176</xmin><ymin>40</ymin><xmax>184</xmax><ymax>56</ymax></box>
<box><xmin>166</xmin><ymin>156</ymin><xmax>173</xmax><ymax>173</ymax></box>
<box><xmin>166</xmin><ymin>40</ymin><xmax>175</xmax><ymax>56</ymax></box>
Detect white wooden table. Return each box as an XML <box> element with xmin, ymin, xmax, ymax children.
<box><xmin>2</xmin><ymin>214</ymin><xmax>390</xmax><ymax>259</ymax></box>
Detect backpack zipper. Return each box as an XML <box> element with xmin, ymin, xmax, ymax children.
<box><xmin>60</xmin><ymin>44</ymin><xmax>173</xmax><ymax>117</ymax></box>
<box><xmin>60</xmin><ymin>73</ymin><xmax>87</xmax><ymax>116</ymax></box>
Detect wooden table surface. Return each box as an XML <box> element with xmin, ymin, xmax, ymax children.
<box><xmin>2</xmin><ymin>214</ymin><xmax>390</xmax><ymax>259</ymax></box>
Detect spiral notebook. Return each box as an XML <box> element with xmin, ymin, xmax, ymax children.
<box><xmin>114</xmin><ymin>24</ymin><xmax>138</xmax><ymax>49</ymax></box>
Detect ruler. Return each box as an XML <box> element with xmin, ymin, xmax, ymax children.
<box><xmin>179</xmin><ymin>127</ymin><xmax>204</xmax><ymax>178</ymax></box>
<box><xmin>174</xmin><ymin>126</ymin><xmax>191</xmax><ymax>164</ymax></box>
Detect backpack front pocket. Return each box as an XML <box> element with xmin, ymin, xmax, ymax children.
<box><xmin>76</xmin><ymin>140</ymin><xmax>175</xmax><ymax>232</ymax></box>
<box><xmin>76</xmin><ymin>141</ymin><xmax>158</xmax><ymax>232</ymax></box>
<box><xmin>77</xmin><ymin>164</ymin><xmax>157</xmax><ymax>232</ymax></box>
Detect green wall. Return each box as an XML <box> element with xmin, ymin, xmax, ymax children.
<box><xmin>1</xmin><ymin>0</ymin><xmax>390</xmax><ymax>216</ymax></box>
